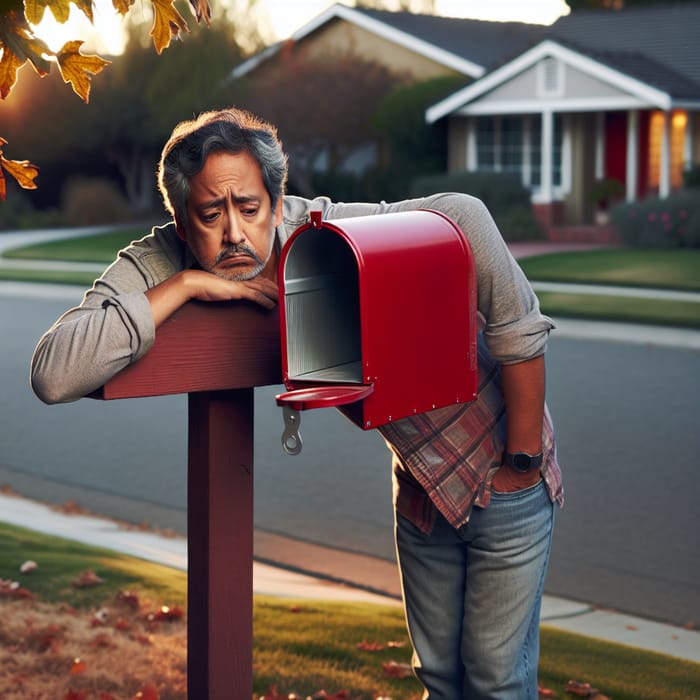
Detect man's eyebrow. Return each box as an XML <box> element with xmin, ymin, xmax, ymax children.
<box><xmin>200</xmin><ymin>194</ymin><xmax>262</xmax><ymax>208</ymax></box>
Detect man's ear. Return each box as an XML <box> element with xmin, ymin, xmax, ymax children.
<box><xmin>175</xmin><ymin>218</ymin><xmax>188</xmax><ymax>242</ymax></box>
<box><xmin>274</xmin><ymin>198</ymin><xmax>284</xmax><ymax>227</ymax></box>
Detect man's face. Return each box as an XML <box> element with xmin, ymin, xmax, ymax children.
<box><xmin>177</xmin><ymin>150</ymin><xmax>283</xmax><ymax>281</ymax></box>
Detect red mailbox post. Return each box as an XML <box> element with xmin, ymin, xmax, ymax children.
<box><xmin>94</xmin><ymin>300</ymin><xmax>281</xmax><ymax>699</ymax></box>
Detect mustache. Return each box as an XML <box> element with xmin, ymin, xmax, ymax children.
<box><xmin>215</xmin><ymin>243</ymin><xmax>264</xmax><ymax>266</ymax></box>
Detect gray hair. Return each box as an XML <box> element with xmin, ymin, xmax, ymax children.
<box><xmin>157</xmin><ymin>107</ymin><xmax>288</xmax><ymax>227</ymax></box>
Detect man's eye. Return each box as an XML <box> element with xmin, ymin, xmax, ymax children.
<box><xmin>242</xmin><ymin>207</ymin><xmax>258</xmax><ymax>217</ymax></box>
<box><xmin>202</xmin><ymin>211</ymin><xmax>219</xmax><ymax>222</ymax></box>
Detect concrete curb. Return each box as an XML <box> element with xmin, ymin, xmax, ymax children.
<box><xmin>1</xmin><ymin>492</ymin><xmax>698</xmax><ymax>664</ymax></box>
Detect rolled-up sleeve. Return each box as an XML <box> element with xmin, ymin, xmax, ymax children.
<box><xmin>30</xmin><ymin>266</ymin><xmax>157</xmax><ymax>405</ymax></box>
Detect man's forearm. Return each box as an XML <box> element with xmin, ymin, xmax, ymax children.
<box><xmin>501</xmin><ymin>354</ymin><xmax>546</xmax><ymax>455</ymax></box>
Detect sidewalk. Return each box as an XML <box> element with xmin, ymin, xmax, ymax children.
<box><xmin>1</xmin><ymin>491</ymin><xmax>698</xmax><ymax>665</ymax></box>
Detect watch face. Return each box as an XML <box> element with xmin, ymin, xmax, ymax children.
<box><xmin>512</xmin><ymin>453</ymin><xmax>531</xmax><ymax>471</ymax></box>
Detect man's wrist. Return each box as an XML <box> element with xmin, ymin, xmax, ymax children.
<box><xmin>503</xmin><ymin>450</ymin><xmax>543</xmax><ymax>473</ymax></box>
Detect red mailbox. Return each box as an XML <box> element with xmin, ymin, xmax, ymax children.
<box><xmin>275</xmin><ymin>209</ymin><xmax>478</xmax><ymax>453</ymax></box>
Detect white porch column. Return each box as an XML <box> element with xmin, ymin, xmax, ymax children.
<box><xmin>595</xmin><ymin>112</ymin><xmax>605</xmax><ymax>180</ymax></box>
<box><xmin>683</xmin><ymin>112</ymin><xmax>693</xmax><ymax>173</ymax></box>
<box><xmin>659</xmin><ymin>111</ymin><xmax>671</xmax><ymax>198</ymax></box>
<box><xmin>626</xmin><ymin>110</ymin><xmax>639</xmax><ymax>202</ymax></box>
<box><xmin>541</xmin><ymin>109</ymin><xmax>554</xmax><ymax>202</ymax></box>
<box><xmin>466</xmin><ymin>117</ymin><xmax>477</xmax><ymax>172</ymax></box>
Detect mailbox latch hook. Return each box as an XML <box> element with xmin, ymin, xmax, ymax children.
<box><xmin>281</xmin><ymin>405</ymin><xmax>303</xmax><ymax>455</ymax></box>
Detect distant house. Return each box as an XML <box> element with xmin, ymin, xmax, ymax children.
<box><xmin>232</xmin><ymin>2</ymin><xmax>700</xmax><ymax>232</ymax></box>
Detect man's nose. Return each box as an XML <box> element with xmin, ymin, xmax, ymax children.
<box><xmin>223</xmin><ymin>211</ymin><xmax>245</xmax><ymax>244</ymax></box>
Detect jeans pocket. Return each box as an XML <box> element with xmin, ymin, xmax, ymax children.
<box><xmin>490</xmin><ymin>477</ymin><xmax>544</xmax><ymax>500</ymax></box>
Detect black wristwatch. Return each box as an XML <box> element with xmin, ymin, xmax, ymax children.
<box><xmin>504</xmin><ymin>451</ymin><xmax>543</xmax><ymax>473</ymax></box>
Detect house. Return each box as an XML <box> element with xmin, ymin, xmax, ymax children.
<box><xmin>232</xmin><ymin>2</ymin><xmax>700</xmax><ymax>234</ymax></box>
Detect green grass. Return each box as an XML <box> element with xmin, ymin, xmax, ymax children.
<box><xmin>518</xmin><ymin>248</ymin><xmax>700</xmax><ymax>292</ymax></box>
<box><xmin>2</xmin><ymin>229</ymin><xmax>143</xmax><ymax>263</ymax></box>
<box><xmin>1</xmin><ymin>230</ymin><xmax>699</xmax><ymax>328</ymax></box>
<box><xmin>0</xmin><ymin>522</ymin><xmax>186</xmax><ymax>609</ymax></box>
<box><xmin>537</xmin><ymin>292</ymin><xmax>700</xmax><ymax>329</ymax></box>
<box><xmin>1</xmin><ymin>522</ymin><xmax>698</xmax><ymax>699</ymax></box>
<box><xmin>0</xmin><ymin>267</ymin><xmax>100</xmax><ymax>286</ymax></box>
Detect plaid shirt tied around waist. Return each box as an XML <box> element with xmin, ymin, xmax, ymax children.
<box><xmin>378</xmin><ymin>339</ymin><xmax>563</xmax><ymax>534</ymax></box>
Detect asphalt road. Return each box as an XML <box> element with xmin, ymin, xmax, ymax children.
<box><xmin>0</xmin><ymin>284</ymin><xmax>698</xmax><ymax>628</ymax></box>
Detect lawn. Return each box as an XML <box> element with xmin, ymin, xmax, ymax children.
<box><xmin>518</xmin><ymin>248</ymin><xmax>700</xmax><ymax>292</ymax></box>
<box><xmin>2</xmin><ymin>230</ymin><xmax>145</xmax><ymax>264</ymax></box>
<box><xmin>1</xmin><ymin>521</ymin><xmax>698</xmax><ymax>700</ymax></box>
<box><xmin>0</xmin><ymin>230</ymin><xmax>699</xmax><ymax>329</ymax></box>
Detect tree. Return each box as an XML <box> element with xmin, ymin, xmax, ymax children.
<box><xmin>0</xmin><ymin>0</ymin><xmax>213</xmax><ymax>201</ymax></box>
<box><xmin>238</xmin><ymin>45</ymin><xmax>405</xmax><ymax>197</ymax></box>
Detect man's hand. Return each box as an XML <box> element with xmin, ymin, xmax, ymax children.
<box><xmin>183</xmin><ymin>269</ymin><xmax>278</xmax><ymax>308</ymax></box>
<box><xmin>491</xmin><ymin>464</ymin><xmax>542</xmax><ymax>493</ymax></box>
<box><xmin>145</xmin><ymin>269</ymin><xmax>278</xmax><ymax>329</ymax></box>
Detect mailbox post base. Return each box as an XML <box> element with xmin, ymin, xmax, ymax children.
<box><xmin>187</xmin><ymin>389</ymin><xmax>254</xmax><ymax>699</ymax></box>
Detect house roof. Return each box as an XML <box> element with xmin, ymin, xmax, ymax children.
<box><xmin>230</xmin><ymin>2</ymin><xmax>546</xmax><ymax>80</ymax></box>
<box><xmin>353</xmin><ymin>6</ymin><xmax>547</xmax><ymax>73</ymax></box>
<box><xmin>427</xmin><ymin>3</ymin><xmax>700</xmax><ymax>121</ymax></box>
<box><xmin>232</xmin><ymin>2</ymin><xmax>700</xmax><ymax>112</ymax></box>
<box><xmin>548</xmin><ymin>3</ymin><xmax>700</xmax><ymax>88</ymax></box>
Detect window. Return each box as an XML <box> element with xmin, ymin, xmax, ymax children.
<box><xmin>475</xmin><ymin>115</ymin><xmax>563</xmax><ymax>191</ymax></box>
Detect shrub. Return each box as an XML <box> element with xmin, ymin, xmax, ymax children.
<box><xmin>409</xmin><ymin>171</ymin><xmax>544</xmax><ymax>241</ymax></box>
<box><xmin>61</xmin><ymin>177</ymin><xmax>134</xmax><ymax>226</ymax></box>
<box><xmin>0</xmin><ymin>182</ymin><xmax>65</xmax><ymax>231</ymax></box>
<box><xmin>610</xmin><ymin>190</ymin><xmax>700</xmax><ymax>248</ymax></box>
<box><xmin>682</xmin><ymin>165</ymin><xmax>700</xmax><ymax>189</ymax></box>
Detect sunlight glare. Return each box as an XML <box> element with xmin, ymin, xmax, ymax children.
<box><xmin>32</xmin><ymin>3</ymin><xmax>127</xmax><ymax>56</ymax></box>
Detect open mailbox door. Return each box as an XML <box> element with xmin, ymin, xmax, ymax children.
<box><xmin>275</xmin><ymin>209</ymin><xmax>478</xmax><ymax>454</ymax></box>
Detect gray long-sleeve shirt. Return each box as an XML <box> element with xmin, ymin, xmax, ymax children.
<box><xmin>31</xmin><ymin>193</ymin><xmax>553</xmax><ymax>404</ymax></box>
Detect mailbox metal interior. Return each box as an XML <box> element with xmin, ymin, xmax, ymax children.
<box><xmin>276</xmin><ymin>209</ymin><xmax>478</xmax><ymax>433</ymax></box>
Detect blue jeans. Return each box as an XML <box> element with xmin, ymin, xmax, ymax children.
<box><xmin>395</xmin><ymin>480</ymin><xmax>554</xmax><ymax>700</ymax></box>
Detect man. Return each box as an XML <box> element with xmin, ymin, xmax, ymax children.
<box><xmin>31</xmin><ymin>107</ymin><xmax>563</xmax><ymax>699</ymax></box>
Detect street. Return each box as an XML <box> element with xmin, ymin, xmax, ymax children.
<box><xmin>0</xmin><ymin>285</ymin><xmax>698</xmax><ymax>628</ymax></box>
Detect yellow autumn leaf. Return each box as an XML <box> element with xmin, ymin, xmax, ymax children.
<box><xmin>188</xmin><ymin>0</ymin><xmax>212</xmax><ymax>26</ymax></box>
<box><xmin>0</xmin><ymin>150</ymin><xmax>40</xmax><ymax>200</ymax></box>
<box><xmin>112</xmin><ymin>0</ymin><xmax>135</xmax><ymax>16</ymax></box>
<box><xmin>24</xmin><ymin>0</ymin><xmax>64</xmax><ymax>25</ymax></box>
<box><xmin>150</xmin><ymin>0</ymin><xmax>189</xmax><ymax>55</ymax></box>
<box><xmin>0</xmin><ymin>45</ymin><xmax>26</xmax><ymax>100</ymax></box>
<box><xmin>55</xmin><ymin>40</ymin><xmax>110</xmax><ymax>103</ymax></box>
<box><xmin>70</xmin><ymin>0</ymin><xmax>95</xmax><ymax>23</ymax></box>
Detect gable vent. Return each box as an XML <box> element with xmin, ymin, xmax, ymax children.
<box><xmin>538</xmin><ymin>57</ymin><xmax>564</xmax><ymax>97</ymax></box>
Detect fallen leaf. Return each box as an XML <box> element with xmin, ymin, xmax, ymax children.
<box><xmin>538</xmin><ymin>682</ymin><xmax>558</xmax><ymax>696</ymax></box>
<box><xmin>0</xmin><ymin>578</ymin><xmax>34</xmax><ymax>599</ymax></box>
<box><xmin>149</xmin><ymin>604</ymin><xmax>184</xmax><ymax>622</ymax></box>
<box><xmin>92</xmin><ymin>607</ymin><xmax>109</xmax><ymax>626</ymax></box>
<box><xmin>117</xmin><ymin>590</ymin><xmax>141</xmax><ymax>610</ymax></box>
<box><xmin>90</xmin><ymin>632</ymin><xmax>113</xmax><ymax>648</ymax></box>
<box><xmin>356</xmin><ymin>639</ymin><xmax>384</xmax><ymax>651</ymax></box>
<box><xmin>387</xmin><ymin>640</ymin><xmax>406</xmax><ymax>648</ymax></box>
<box><xmin>564</xmin><ymin>680</ymin><xmax>600</xmax><ymax>697</ymax></box>
<box><xmin>382</xmin><ymin>660</ymin><xmax>414</xmax><ymax>678</ymax></box>
<box><xmin>132</xmin><ymin>684</ymin><xmax>159</xmax><ymax>699</ymax></box>
<box><xmin>63</xmin><ymin>690</ymin><xmax>90</xmax><ymax>700</ymax></box>
<box><xmin>20</xmin><ymin>560</ymin><xmax>38</xmax><ymax>574</ymax></box>
<box><xmin>72</xmin><ymin>569</ymin><xmax>105</xmax><ymax>587</ymax></box>
<box><xmin>70</xmin><ymin>657</ymin><xmax>87</xmax><ymax>674</ymax></box>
